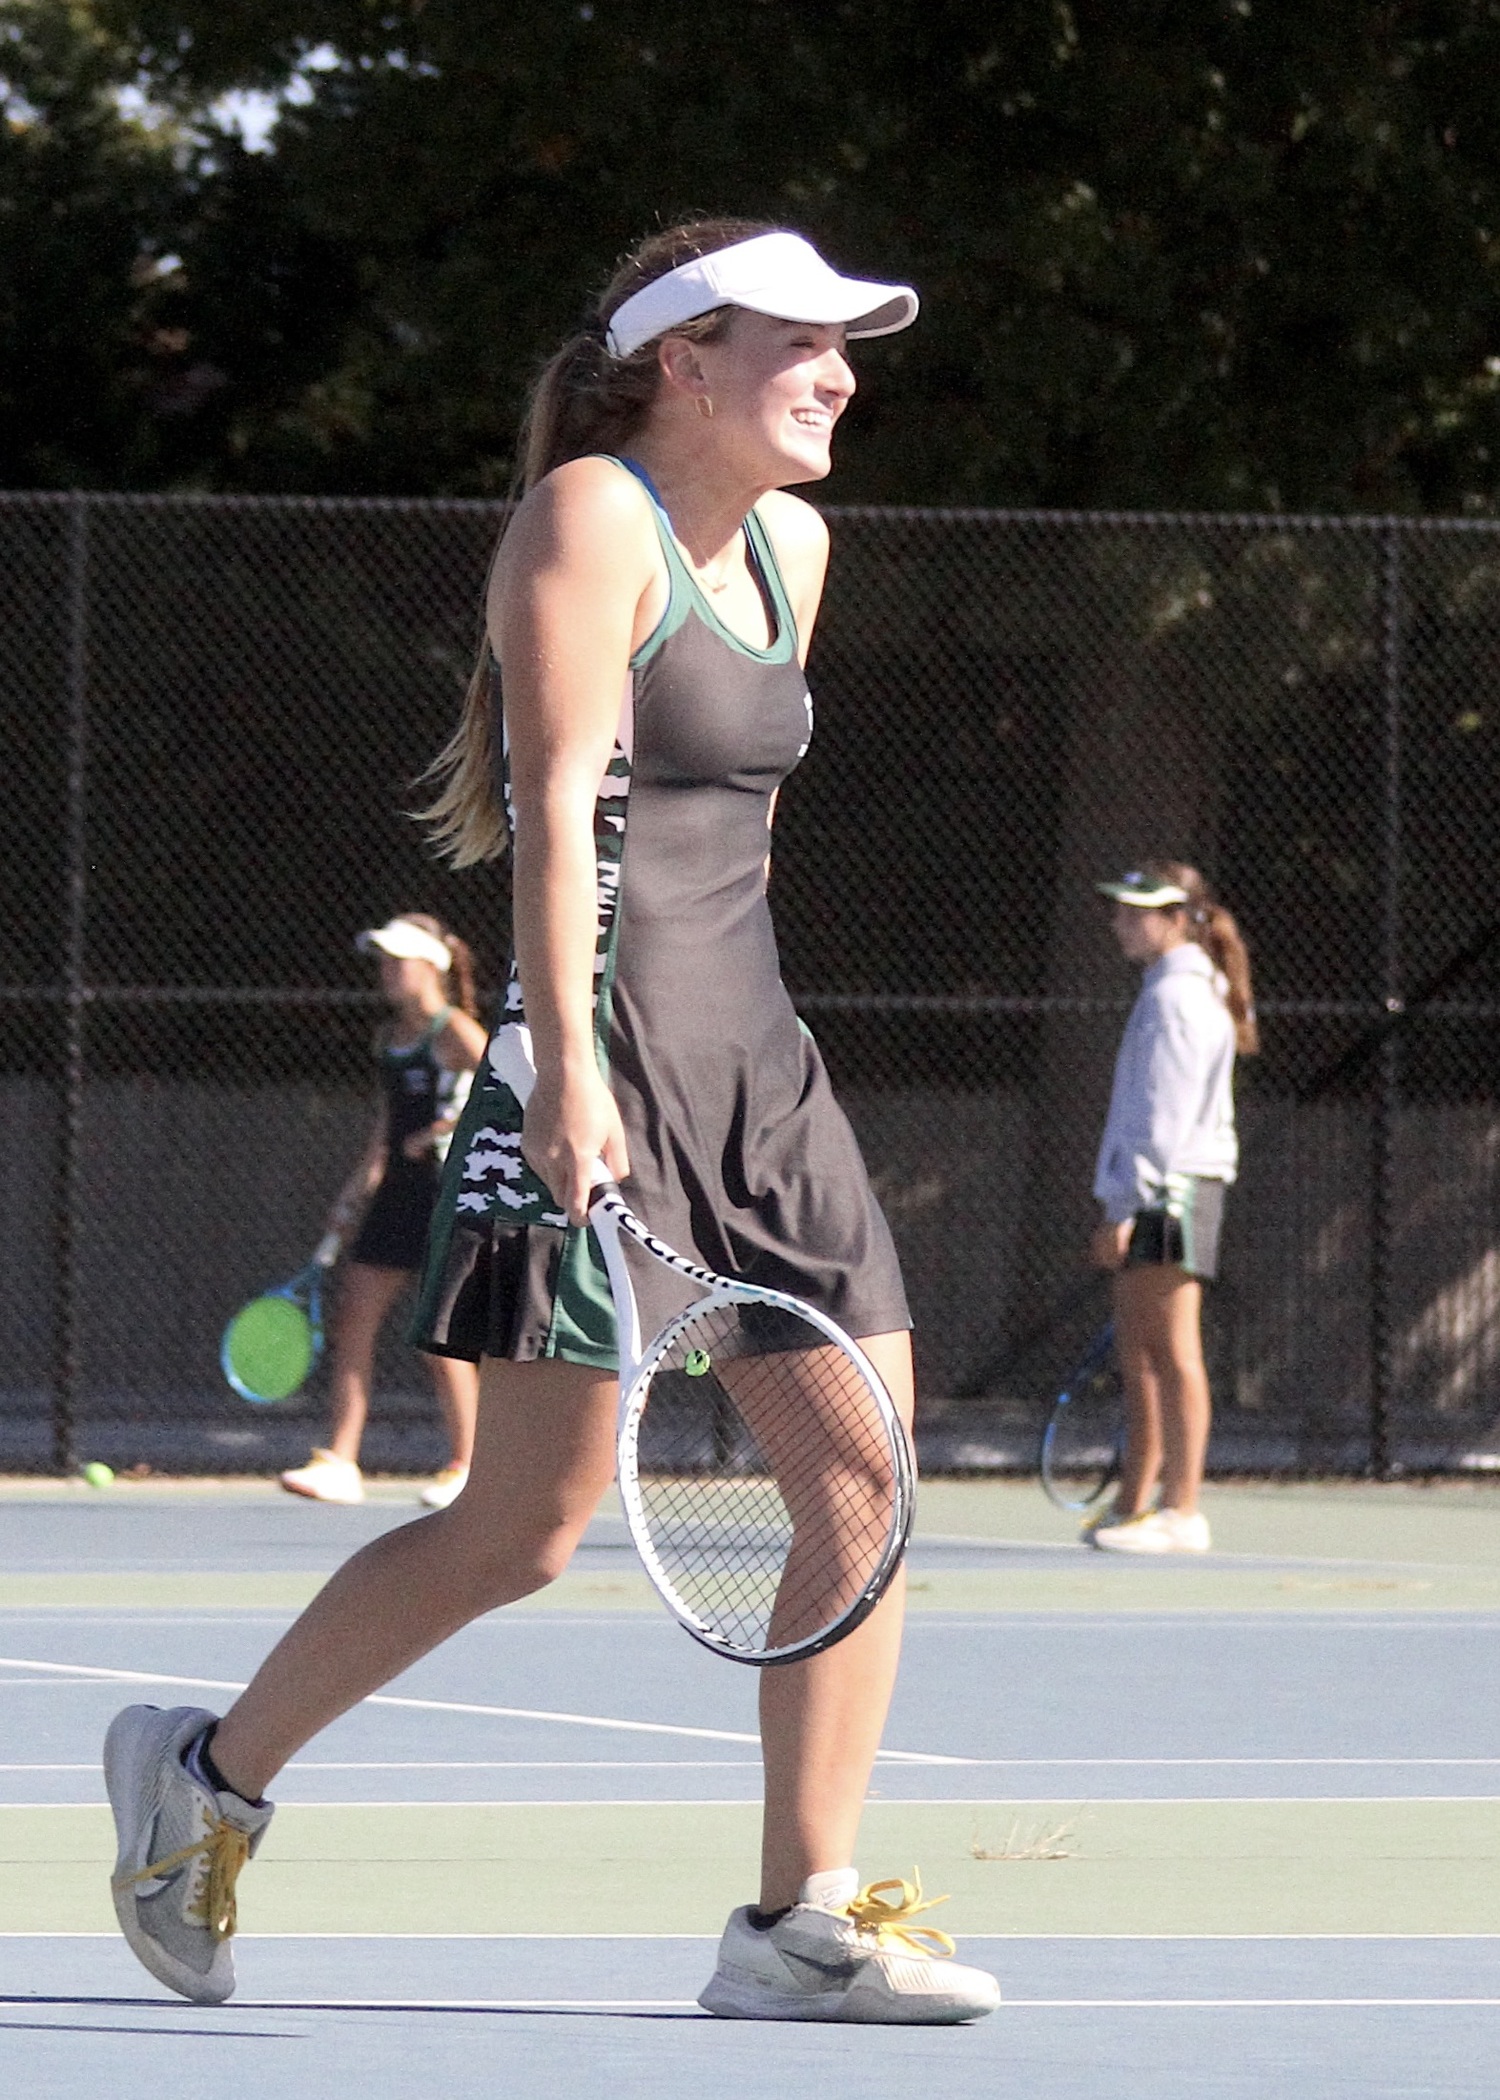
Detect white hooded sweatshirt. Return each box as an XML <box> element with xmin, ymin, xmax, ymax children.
<box><xmin>1092</xmin><ymin>942</ymin><xmax>1238</xmax><ymax>1224</ymax></box>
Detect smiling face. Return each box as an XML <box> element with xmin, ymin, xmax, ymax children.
<box><xmin>660</xmin><ymin>310</ymin><xmax>856</xmax><ymax>484</ymax></box>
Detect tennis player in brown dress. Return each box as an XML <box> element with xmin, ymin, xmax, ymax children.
<box><xmin>103</xmin><ymin>220</ymin><xmax>999</xmax><ymax>2024</ymax></box>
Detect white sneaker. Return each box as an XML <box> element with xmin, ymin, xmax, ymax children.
<box><xmin>1091</xmin><ymin>1507</ymin><xmax>1211</xmax><ymax>1554</ymax></box>
<box><xmin>104</xmin><ymin>1705</ymin><xmax>274</xmax><ymax>2004</ymax></box>
<box><xmin>698</xmin><ymin>1868</ymin><xmax>1000</xmax><ymax>2024</ymax></box>
<box><xmin>280</xmin><ymin>1449</ymin><xmax>364</xmax><ymax>1504</ymax></box>
<box><xmin>419</xmin><ymin>1464</ymin><xmax>469</xmax><ymax>1509</ymax></box>
<box><xmin>1460</xmin><ymin>1423</ymin><xmax>1500</xmax><ymax>1471</ymax></box>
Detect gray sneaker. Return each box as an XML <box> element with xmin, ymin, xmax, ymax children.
<box><xmin>698</xmin><ymin>1868</ymin><xmax>1000</xmax><ymax>2023</ymax></box>
<box><xmin>104</xmin><ymin>1705</ymin><xmax>275</xmax><ymax>2004</ymax></box>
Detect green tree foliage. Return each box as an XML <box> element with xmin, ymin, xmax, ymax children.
<box><xmin>0</xmin><ymin>1</ymin><xmax>179</xmax><ymax>484</ymax></box>
<box><xmin>12</xmin><ymin>0</ymin><xmax>1500</xmax><ymax>504</ymax></box>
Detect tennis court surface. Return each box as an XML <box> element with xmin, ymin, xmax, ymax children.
<box><xmin>3</xmin><ymin>1474</ymin><xmax>1498</xmax><ymax>2098</ymax></box>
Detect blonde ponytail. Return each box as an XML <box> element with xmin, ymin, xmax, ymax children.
<box><xmin>414</xmin><ymin>646</ymin><xmax>506</xmax><ymax>869</ymax></box>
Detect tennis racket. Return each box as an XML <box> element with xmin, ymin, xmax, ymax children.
<box><xmin>1038</xmin><ymin>1321</ymin><xmax>1123</xmax><ymax>1511</ymax></box>
<box><xmin>589</xmin><ymin>1176</ymin><xmax>916</xmax><ymax>1668</ymax></box>
<box><xmin>220</xmin><ymin>1232</ymin><xmax>341</xmax><ymax>1406</ymax></box>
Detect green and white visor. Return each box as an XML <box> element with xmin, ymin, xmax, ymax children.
<box><xmin>1096</xmin><ymin>871</ymin><xmax>1190</xmax><ymax>908</ymax></box>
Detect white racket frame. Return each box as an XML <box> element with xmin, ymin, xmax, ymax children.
<box><xmin>588</xmin><ymin>1177</ymin><xmax>916</xmax><ymax>1666</ymax></box>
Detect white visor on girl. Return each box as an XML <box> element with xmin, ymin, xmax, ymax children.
<box><xmin>1096</xmin><ymin>872</ymin><xmax>1190</xmax><ymax>909</ymax></box>
<box><xmin>357</xmin><ymin>918</ymin><xmax>452</xmax><ymax>972</ymax></box>
<box><xmin>604</xmin><ymin>231</ymin><xmax>919</xmax><ymax>359</ymax></box>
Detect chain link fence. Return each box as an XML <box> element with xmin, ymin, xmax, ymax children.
<box><xmin>3</xmin><ymin>492</ymin><xmax>1499</xmax><ymax>1475</ymax></box>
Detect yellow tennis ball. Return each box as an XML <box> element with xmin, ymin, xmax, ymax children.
<box><xmin>684</xmin><ymin>1348</ymin><xmax>712</xmax><ymax>1377</ymax></box>
<box><xmin>81</xmin><ymin>1461</ymin><xmax>115</xmax><ymax>1489</ymax></box>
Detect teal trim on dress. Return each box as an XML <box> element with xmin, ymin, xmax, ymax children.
<box><xmin>543</xmin><ymin>1224</ymin><xmax>619</xmax><ymax>1368</ymax></box>
<box><xmin>742</xmin><ymin>504</ymin><xmax>800</xmax><ymax>662</ymax></box>
<box><xmin>608</xmin><ymin>454</ymin><xmax>797</xmax><ymax>666</ymax></box>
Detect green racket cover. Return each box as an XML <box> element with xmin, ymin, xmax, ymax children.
<box><xmin>222</xmin><ymin>1293</ymin><xmax>316</xmax><ymax>1404</ymax></box>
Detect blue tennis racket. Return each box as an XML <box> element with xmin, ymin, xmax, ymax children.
<box><xmin>220</xmin><ymin>1233</ymin><xmax>341</xmax><ymax>1406</ymax></box>
<box><xmin>1039</xmin><ymin>1322</ymin><xmax>1122</xmax><ymax>1511</ymax></box>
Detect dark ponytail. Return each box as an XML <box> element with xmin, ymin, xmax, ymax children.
<box><xmin>1140</xmin><ymin>861</ymin><xmax>1259</xmax><ymax>1057</ymax></box>
<box><xmin>415</xmin><ymin>216</ymin><xmax>773</xmax><ymax>868</ymax></box>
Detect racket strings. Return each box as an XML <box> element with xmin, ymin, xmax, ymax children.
<box><xmin>635</xmin><ymin>1301</ymin><xmax>899</xmax><ymax>1656</ymax></box>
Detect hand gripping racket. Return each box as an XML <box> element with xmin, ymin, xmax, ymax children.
<box><xmin>1038</xmin><ymin>1321</ymin><xmax>1123</xmax><ymax>1511</ymax></box>
<box><xmin>220</xmin><ymin>1233</ymin><xmax>342</xmax><ymax>1406</ymax></box>
<box><xmin>588</xmin><ymin>1176</ymin><xmax>916</xmax><ymax>1667</ymax></box>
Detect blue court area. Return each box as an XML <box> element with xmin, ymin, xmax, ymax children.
<box><xmin>2</xmin><ymin>1477</ymin><xmax>1498</xmax><ymax>2098</ymax></box>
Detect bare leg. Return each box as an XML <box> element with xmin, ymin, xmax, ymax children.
<box><xmin>1112</xmin><ymin>1268</ymin><xmax>1165</xmax><ymax>1515</ymax></box>
<box><xmin>1114</xmin><ymin>1267</ymin><xmax>1209</xmax><ymax>1513</ymax></box>
<box><xmin>756</xmin><ymin>1329</ymin><xmax>913</xmax><ymax>1911</ymax></box>
<box><xmin>1153</xmin><ymin>1276</ymin><xmax>1210</xmax><ymax>1512</ymax></box>
<box><xmin>323</xmin><ymin>1263</ymin><xmax>410</xmax><ymax>1465</ymax></box>
<box><xmin>213</xmin><ymin>1359</ymin><xmax>617</xmax><ymax>1801</ymax></box>
<box><xmin>425</xmin><ymin>1352</ymin><xmax>479</xmax><ymax>1472</ymax></box>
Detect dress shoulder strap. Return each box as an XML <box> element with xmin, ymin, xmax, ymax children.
<box><xmin>742</xmin><ymin>504</ymin><xmax>799</xmax><ymax>651</ymax></box>
<box><xmin>600</xmin><ymin>455</ymin><xmax>680</xmax><ymax>554</ymax></box>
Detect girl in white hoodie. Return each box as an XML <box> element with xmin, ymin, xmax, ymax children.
<box><xmin>1087</xmin><ymin>863</ymin><xmax>1258</xmax><ymax>1554</ymax></box>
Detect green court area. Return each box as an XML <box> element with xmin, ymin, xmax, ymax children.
<box><xmin>2</xmin><ymin>1474</ymin><xmax>1497</xmax><ymax>2098</ymax></box>
<box><xmin>1</xmin><ymin>1474</ymin><xmax>1497</xmax><ymax>1613</ymax></box>
<box><xmin>7</xmin><ymin>1797</ymin><xmax>1500</xmax><ymax>1938</ymax></box>
<box><xmin>2</xmin><ymin>1474</ymin><xmax>1499</xmax><ymax>1938</ymax></box>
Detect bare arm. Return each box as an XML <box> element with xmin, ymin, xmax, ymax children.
<box><xmin>401</xmin><ymin>1010</ymin><xmax>492</xmax><ymax>1161</ymax></box>
<box><xmin>327</xmin><ymin>1102</ymin><xmax>388</xmax><ymax>1238</ymax></box>
<box><xmin>433</xmin><ymin>1009</ymin><xmax>489</xmax><ymax>1073</ymax></box>
<box><xmin>491</xmin><ymin>459</ymin><xmax>664</xmax><ymax>1221</ymax></box>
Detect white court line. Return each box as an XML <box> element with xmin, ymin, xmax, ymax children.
<box><xmin>1005</xmin><ymin>1997</ymin><xmax>1500</xmax><ymax>2009</ymax></box>
<box><xmin>0</xmin><ymin>1995</ymin><xmax>701</xmax><ymax>2013</ymax></box>
<box><xmin>0</xmin><ymin>1656</ymin><xmax>962</xmax><ymax>1764</ymax></box>
<box><xmin>240</xmin><ymin>1997</ymin><xmax>700</xmax><ymax>2011</ymax></box>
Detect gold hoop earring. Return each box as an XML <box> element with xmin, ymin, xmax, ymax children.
<box><xmin>696</xmin><ymin>394</ymin><xmax>714</xmax><ymax>420</ymax></box>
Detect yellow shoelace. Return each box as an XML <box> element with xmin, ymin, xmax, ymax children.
<box><xmin>843</xmin><ymin>1871</ymin><xmax>955</xmax><ymax>1959</ymax></box>
<box><xmin>114</xmin><ymin>1814</ymin><xmax>252</xmax><ymax>1943</ymax></box>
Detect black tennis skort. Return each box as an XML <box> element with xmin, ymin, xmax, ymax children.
<box><xmin>1125</xmin><ymin>1175</ymin><xmax>1226</xmax><ymax>1281</ymax></box>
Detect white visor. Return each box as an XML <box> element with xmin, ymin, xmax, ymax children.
<box><xmin>1096</xmin><ymin>875</ymin><xmax>1191</xmax><ymax>909</ymax></box>
<box><xmin>605</xmin><ymin>231</ymin><xmax>919</xmax><ymax>359</ymax></box>
<box><xmin>356</xmin><ymin>918</ymin><xmax>453</xmax><ymax>972</ymax></box>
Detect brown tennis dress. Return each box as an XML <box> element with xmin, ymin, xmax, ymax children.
<box><xmin>411</xmin><ymin>456</ymin><xmax>909</xmax><ymax>1369</ymax></box>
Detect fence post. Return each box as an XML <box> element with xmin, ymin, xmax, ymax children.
<box><xmin>1369</xmin><ymin>523</ymin><xmax>1403</xmax><ymax>1480</ymax></box>
<box><xmin>53</xmin><ymin>494</ymin><xmax>90</xmax><ymax>1474</ymax></box>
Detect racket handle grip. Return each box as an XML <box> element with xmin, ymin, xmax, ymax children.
<box><xmin>586</xmin><ymin>1158</ymin><xmax>618</xmax><ymax>1201</ymax></box>
<box><xmin>313</xmin><ymin>1231</ymin><xmax>343</xmax><ymax>1269</ymax></box>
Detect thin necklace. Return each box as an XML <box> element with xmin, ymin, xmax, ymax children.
<box><xmin>686</xmin><ymin>543</ymin><xmax>737</xmax><ymax>593</ymax></box>
<box><xmin>675</xmin><ymin>518</ymin><xmax>742</xmax><ymax>594</ymax></box>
